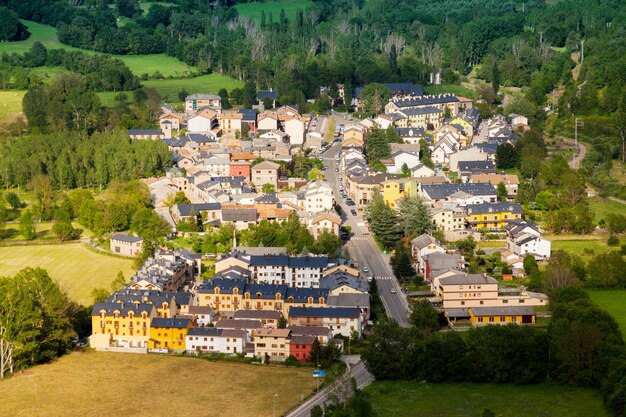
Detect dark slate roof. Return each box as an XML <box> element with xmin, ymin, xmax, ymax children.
<box><xmin>221</xmin><ymin>207</ymin><xmax>257</xmax><ymax>222</ymax></box>
<box><xmin>439</xmin><ymin>274</ymin><xmax>498</xmax><ymax>286</ymax></box>
<box><xmin>290</xmin><ymin>335</ymin><xmax>316</xmax><ymax>345</ymax></box>
<box><xmin>216</xmin><ymin>318</ymin><xmax>263</xmax><ymax>329</ymax></box>
<box><xmin>458</xmin><ymin>160</ymin><xmax>496</xmax><ymax>171</ymax></box>
<box><xmin>422</xmin><ymin>183</ymin><xmax>496</xmax><ymax>200</ymax></box>
<box><xmin>238</xmin><ymin>109</ymin><xmax>257</xmax><ymax>121</ymax></box>
<box><xmin>248</xmin><ymin>255</ymin><xmax>331</xmax><ymax>268</ymax></box>
<box><xmin>288</xmin><ymin>306</ymin><xmax>360</xmax><ymax>319</ymax></box>
<box><xmin>465</xmin><ymin>202</ymin><xmax>522</xmax><ymax>215</ymax></box>
<box><xmin>395</xmin><ymin>127</ymin><xmax>426</xmax><ymax>137</ymax></box>
<box><xmin>151</xmin><ymin>317</ymin><xmax>191</xmax><ymax>328</ymax></box>
<box><xmin>187</xmin><ymin>133</ymin><xmax>217</xmax><ymax>143</ymax></box>
<box><xmin>400</xmin><ymin>106</ymin><xmax>442</xmax><ymax>116</ymax></box>
<box><xmin>176</xmin><ymin>203</ymin><xmax>221</xmax><ymax>217</ymax></box>
<box><xmin>187</xmin><ymin>327</ymin><xmax>222</xmax><ymax>337</ymax></box>
<box><xmin>354</xmin><ymin>82</ymin><xmax>423</xmax><ymax>99</ymax></box>
<box><xmin>234</xmin><ymin>310</ymin><xmax>280</xmax><ymax>320</ymax></box>
<box><xmin>91</xmin><ymin>302</ymin><xmax>154</xmax><ymax>316</ymax></box>
<box><xmin>162</xmin><ymin>137</ymin><xmax>187</xmax><ymax>148</ymax></box>
<box><xmin>475</xmin><ymin>143</ymin><xmax>498</xmax><ymax>154</ymax></box>
<box><xmin>258</xmin><ymin>90</ymin><xmax>277</xmax><ymax>101</ymax></box>
<box><xmin>320</xmin><ymin>272</ymin><xmax>367</xmax><ymax>293</ymax></box>
<box><xmin>197</xmin><ymin>278</ymin><xmax>329</xmax><ymax>301</ymax></box>
<box><xmin>289</xmin><ymin>326</ymin><xmax>332</xmax><ymax>337</ymax></box>
<box><xmin>129</xmin><ymin>129</ymin><xmax>162</xmax><ymax>135</ymax></box>
<box><xmin>255</xmin><ymin>192</ymin><xmax>280</xmax><ymax>204</ymax></box>
<box><xmin>391</xmin><ymin>94</ymin><xmax>458</xmax><ymax>108</ymax></box>
<box><xmin>110</xmin><ymin>233</ymin><xmax>143</xmax><ymax>243</ymax></box>
<box><xmin>470</xmin><ymin>306</ymin><xmax>534</xmax><ymax>317</ymax></box>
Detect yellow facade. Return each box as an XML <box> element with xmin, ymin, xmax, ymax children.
<box><xmin>466</xmin><ymin>211</ymin><xmax>521</xmax><ymax>229</ymax></box>
<box><xmin>469</xmin><ymin>313</ymin><xmax>535</xmax><ymax>325</ymax></box>
<box><xmin>149</xmin><ymin>319</ymin><xmax>192</xmax><ymax>351</ymax></box>
<box><xmin>381</xmin><ymin>179</ymin><xmax>417</xmax><ymax>208</ymax></box>
<box><xmin>91</xmin><ymin>303</ymin><xmax>156</xmax><ymax>348</ymax></box>
<box><xmin>198</xmin><ymin>287</ymin><xmax>326</xmax><ymax>318</ymax></box>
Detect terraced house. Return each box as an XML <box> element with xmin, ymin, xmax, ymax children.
<box><xmin>89</xmin><ymin>302</ymin><xmax>157</xmax><ymax>352</ymax></box>
<box><xmin>464</xmin><ymin>202</ymin><xmax>523</xmax><ymax>229</ymax></box>
<box><xmin>149</xmin><ymin>318</ymin><xmax>193</xmax><ymax>352</ymax></box>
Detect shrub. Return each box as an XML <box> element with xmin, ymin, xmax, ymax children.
<box><xmin>607</xmin><ymin>235</ymin><xmax>619</xmax><ymax>246</ymax></box>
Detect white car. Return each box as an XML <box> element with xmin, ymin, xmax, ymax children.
<box><xmin>362</xmin><ymin>266</ymin><xmax>369</xmax><ymax>273</ymax></box>
<box><xmin>390</xmin><ymin>288</ymin><xmax>396</xmax><ymax>294</ymax></box>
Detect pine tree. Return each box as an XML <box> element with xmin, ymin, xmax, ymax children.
<box><xmin>366</xmin><ymin>189</ymin><xmax>401</xmax><ymax>248</ymax></box>
<box><xmin>390</xmin><ymin>243</ymin><xmax>416</xmax><ymax>280</ymax></box>
<box><xmin>397</xmin><ymin>195</ymin><xmax>433</xmax><ymax>237</ymax></box>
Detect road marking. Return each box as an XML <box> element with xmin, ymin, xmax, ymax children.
<box><xmin>375</xmin><ymin>276</ymin><xmax>394</xmax><ymax>280</ymax></box>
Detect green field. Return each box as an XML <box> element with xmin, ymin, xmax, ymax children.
<box><xmin>0</xmin><ymin>243</ymin><xmax>135</xmax><ymax>305</ymax></box>
<box><xmin>0</xmin><ymin>351</ymin><xmax>316</xmax><ymax>417</ymax></box>
<box><xmin>588</xmin><ymin>197</ymin><xmax>626</xmax><ymax>222</ymax></box>
<box><xmin>587</xmin><ymin>289</ymin><xmax>626</xmax><ymax>341</ymax></box>
<box><xmin>235</xmin><ymin>0</ymin><xmax>315</xmax><ymax>23</ymax></box>
<box><xmin>365</xmin><ymin>381</ymin><xmax>608</xmax><ymax>417</ymax></box>
<box><xmin>0</xmin><ymin>21</ymin><xmax>196</xmax><ymax>78</ymax></box>
<box><xmin>0</xmin><ymin>90</ymin><xmax>25</xmax><ymax>124</ymax></box>
<box><xmin>143</xmin><ymin>74</ymin><xmax>244</xmax><ymax>103</ymax></box>
<box><xmin>550</xmin><ymin>236</ymin><xmax>624</xmax><ymax>261</ymax></box>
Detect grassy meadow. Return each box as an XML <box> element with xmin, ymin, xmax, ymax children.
<box><xmin>364</xmin><ymin>381</ymin><xmax>608</xmax><ymax>417</ymax></box>
<box><xmin>235</xmin><ymin>0</ymin><xmax>315</xmax><ymax>23</ymax></box>
<box><xmin>588</xmin><ymin>197</ymin><xmax>626</xmax><ymax>222</ymax></box>
<box><xmin>0</xmin><ymin>243</ymin><xmax>135</xmax><ymax>305</ymax></box>
<box><xmin>0</xmin><ymin>351</ymin><xmax>316</xmax><ymax>417</ymax></box>
<box><xmin>0</xmin><ymin>90</ymin><xmax>25</xmax><ymax>124</ymax></box>
<box><xmin>143</xmin><ymin>74</ymin><xmax>244</xmax><ymax>103</ymax></box>
<box><xmin>587</xmin><ymin>289</ymin><xmax>626</xmax><ymax>341</ymax></box>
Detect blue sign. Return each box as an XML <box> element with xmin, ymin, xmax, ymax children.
<box><xmin>312</xmin><ymin>370</ymin><xmax>327</xmax><ymax>378</ymax></box>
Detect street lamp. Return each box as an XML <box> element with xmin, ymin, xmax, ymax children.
<box><xmin>273</xmin><ymin>393</ymin><xmax>278</xmax><ymax>417</ymax></box>
<box><xmin>316</xmin><ymin>364</ymin><xmax>321</xmax><ymax>392</ymax></box>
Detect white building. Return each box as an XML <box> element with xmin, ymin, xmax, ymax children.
<box><xmin>506</xmin><ymin>220</ymin><xmax>551</xmax><ymax>259</ymax></box>
<box><xmin>185</xmin><ymin>327</ymin><xmax>246</xmax><ymax>354</ymax></box>
<box><xmin>411</xmin><ymin>234</ymin><xmax>446</xmax><ymax>274</ymax></box>
<box><xmin>301</xmin><ymin>180</ymin><xmax>335</xmax><ymax>214</ymax></box>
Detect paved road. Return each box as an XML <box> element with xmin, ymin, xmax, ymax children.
<box><xmin>285</xmin><ymin>356</ymin><xmax>374</xmax><ymax>417</ymax></box>
<box><xmin>320</xmin><ymin>143</ymin><xmax>410</xmax><ymax>327</ymax></box>
<box><xmin>568</xmin><ymin>140</ymin><xmax>587</xmax><ymax>169</ymax></box>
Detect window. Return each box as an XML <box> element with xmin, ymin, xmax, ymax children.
<box><xmin>479</xmin><ymin>301</ymin><xmax>484</xmax><ymax>305</ymax></box>
<box><xmin>461</xmin><ymin>301</ymin><xmax>465</xmax><ymax>306</ymax></box>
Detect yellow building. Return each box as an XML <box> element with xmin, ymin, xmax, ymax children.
<box><xmin>381</xmin><ymin>178</ymin><xmax>418</xmax><ymax>208</ymax></box>
<box><xmin>90</xmin><ymin>302</ymin><xmax>156</xmax><ymax>350</ymax></box>
<box><xmin>465</xmin><ymin>202</ymin><xmax>522</xmax><ymax>229</ymax></box>
<box><xmin>196</xmin><ymin>278</ymin><xmax>328</xmax><ymax>317</ymax></box>
<box><xmin>469</xmin><ymin>306</ymin><xmax>535</xmax><ymax>325</ymax></box>
<box><xmin>149</xmin><ymin>317</ymin><xmax>193</xmax><ymax>351</ymax></box>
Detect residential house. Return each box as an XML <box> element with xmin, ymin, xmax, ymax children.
<box><xmin>187</xmin><ymin>306</ymin><xmax>214</xmax><ymax>327</ymax></box>
<box><xmin>305</xmin><ymin>131</ymin><xmax>324</xmax><ymax>151</ymax></box>
<box><xmin>464</xmin><ymin>202</ymin><xmax>523</xmax><ymax>229</ymax></box>
<box><xmin>159</xmin><ymin>113</ymin><xmax>180</xmax><ymax>131</ymax></box>
<box><xmin>89</xmin><ymin>302</ymin><xmax>156</xmax><ymax>351</ymax></box>
<box><xmin>185</xmin><ymin>327</ymin><xmax>246</xmax><ymax>354</ymax></box>
<box><xmin>288</xmin><ymin>306</ymin><xmax>363</xmax><ymax>338</ymax></box>
<box><xmin>187</xmin><ymin>109</ymin><xmax>219</xmax><ymax>133</ymax></box>
<box><xmin>219</xmin><ymin>110</ymin><xmax>243</xmax><ymax>135</ymax></box>
<box><xmin>229</xmin><ymin>161</ymin><xmax>251</xmax><ymax>180</ymax></box>
<box><xmin>342</xmin><ymin>125</ymin><xmax>366</xmax><ymax>148</ymax></box>
<box><xmin>449</xmin><ymin>147</ymin><xmax>491</xmax><ymax>173</ymax></box>
<box><xmin>220</xmin><ymin>206</ymin><xmax>258</xmax><ymax>230</ymax></box>
<box><xmin>327</xmin><ymin>293</ymin><xmax>371</xmax><ymax>323</ymax></box>
<box><xmin>251</xmin><ymin>160</ymin><xmax>281</xmax><ymax>188</ymax></box>
<box><xmin>353</xmin><ymin>82</ymin><xmax>423</xmax><ymax>111</ymax></box>
<box><xmin>411</xmin><ymin>164</ymin><xmax>436</xmax><ymax>178</ymax></box>
<box><xmin>470</xmin><ymin>172</ymin><xmax>519</xmax><ymax>198</ymax></box>
<box><xmin>424</xmin><ymin>253</ymin><xmax>465</xmax><ymax>281</ymax></box>
<box><xmin>309</xmin><ymin>211</ymin><xmax>342</xmax><ymax>238</ymax></box>
<box><xmin>234</xmin><ymin>310</ymin><xmax>281</xmax><ymax>327</ymax></box>
<box><xmin>215</xmin><ymin>318</ymin><xmax>263</xmax><ymax>338</ymax></box>
<box><xmin>420</xmin><ymin>183</ymin><xmax>497</xmax><ymax>206</ymax></box>
<box><xmin>469</xmin><ymin>306</ymin><xmax>535</xmax><ymax>325</ymax></box>
<box><xmin>394</xmin><ymin>107</ymin><xmax>443</xmax><ymax>131</ymax></box>
<box><xmin>301</xmin><ymin>180</ymin><xmax>335</xmax><ymax>214</ymax></box>
<box><xmin>385</xmin><ymin>94</ymin><xmax>459</xmax><ymax>117</ymax></box>
<box><xmin>288</xmin><ymin>335</ymin><xmax>316</xmax><ymax>363</ymax></box>
<box><xmin>386</xmin><ymin>150</ymin><xmax>421</xmax><ymax>175</ymax></box>
<box><xmin>109</xmin><ymin>234</ymin><xmax>143</xmax><ymax>257</ymax></box>
<box><xmin>254</xmin><ymin>328</ymin><xmax>291</xmax><ymax>360</ymax></box>
<box><xmin>345</xmin><ymin>172</ymin><xmax>390</xmax><ymax>208</ymax></box>
<box><xmin>411</xmin><ymin>234</ymin><xmax>446</xmax><ymax>274</ymax></box>
<box><xmin>506</xmin><ymin>220</ymin><xmax>551</xmax><ymax>259</ymax></box>
<box><xmin>396</xmin><ymin>127</ymin><xmax>426</xmax><ymax>144</ymax></box>
<box><xmin>289</xmin><ymin>326</ymin><xmax>333</xmax><ymax>345</ymax></box>
<box><xmin>128</xmin><ymin>129</ymin><xmax>164</xmax><ymax>140</ymax></box>
<box><xmin>186</xmin><ymin>94</ymin><xmax>221</xmax><ymax>113</ymax></box>
<box><xmin>320</xmin><ymin>271</ymin><xmax>368</xmax><ymax>295</ymax></box>
<box><xmin>149</xmin><ymin>317</ymin><xmax>192</xmax><ymax>352</ymax></box>
<box><xmin>381</xmin><ymin>178</ymin><xmax>419</xmax><ymax>208</ymax></box>
<box><xmin>258</xmin><ymin>90</ymin><xmax>277</xmax><ymax>108</ymax></box>
<box><xmin>431</xmin><ymin>206</ymin><xmax>466</xmax><ymax>234</ymax></box>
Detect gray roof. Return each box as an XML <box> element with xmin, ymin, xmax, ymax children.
<box><xmin>176</xmin><ymin>203</ymin><xmax>221</xmax><ymax>217</ymax></box>
<box><xmin>289</xmin><ymin>307</ymin><xmax>360</xmax><ymax>319</ymax></box>
<box><xmin>411</xmin><ymin>234</ymin><xmax>441</xmax><ymax>250</ymax></box>
<box><xmin>400</xmin><ymin>106</ymin><xmax>442</xmax><ymax>116</ymax></box>
<box><xmin>458</xmin><ymin>161</ymin><xmax>495</xmax><ymax>171</ymax></box>
<box><xmin>470</xmin><ymin>306</ymin><xmax>534</xmax><ymax>317</ymax></box>
<box><xmin>258</xmin><ymin>90</ymin><xmax>277</xmax><ymax>101</ymax></box>
<box><xmin>354</xmin><ymin>83</ymin><xmax>423</xmax><ymax>99</ymax></box>
<box><xmin>422</xmin><ymin>183</ymin><xmax>496</xmax><ymax>200</ymax></box>
<box><xmin>186</xmin><ymin>93</ymin><xmax>220</xmax><ymax>100</ymax></box>
<box><xmin>215</xmin><ymin>318</ymin><xmax>263</xmax><ymax>329</ymax></box>
<box><xmin>234</xmin><ymin>310</ymin><xmax>280</xmax><ymax>320</ymax></box>
<box><xmin>439</xmin><ymin>273</ymin><xmax>498</xmax><ymax>286</ymax></box>
<box><xmin>129</xmin><ymin>129</ymin><xmax>162</xmax><ymax>135</ymax></box>
<box><xmin>151</xmin><ymin>317</ymin><xmax>191</xmax><ymax>328</ymax></box>
<box><xmin>391</xmin><ymin>94</ymin><xmax>458</xmax><ymax>108</ymax></box>
<box><xmin>91</xmin><ymin>302</ymin><xmax>155</xmax><ymax>316</ymax></box>
<box><xmin>465</xmin><ymin>202</ymin><xmax>522</xmax><ymax>215</ymax></box>
<box><xmin>425</xmin><ymin>253</ymin><xmax>463</xmax><ymax>272</ymax></box>
<box><xmin>222</xmin><ymin>207</ymin><xmax>257</xmax><ymax>222</ymax></box>
<box><xmin>110</xmin><ymin>233</ymin><xmax>143</xmax><ymax>243</ymax></box>
<box><xmin>288</xmin><ymin>326</ymin><xmax>332</xmax><ymax>337</ymax></box>
<box><xmin>248</xmin><ymin>255</ymin><xmax>332</xmax><ymax>269</ymax></box>
<box><xmin>327</xmin><ymin>293</ymin><xmax>370</xmax><ymax>308</ymax></box>
<box><xmin>320</xmin><ymin>272</ymin><xmax>367</xmax><ymax>293</ymax></box>
<box><xmin>445</xmin><ymin>308</ymin><xmax>471</xmax><ymax>318</ymax></box>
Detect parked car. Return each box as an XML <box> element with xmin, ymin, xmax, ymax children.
<box><xmin>346</xmin><ymin>199</ymin><xmax>355</xmax><ymax>206</ymax></box>
<box><xmin>350</xmin><ymin>209</ymin><xmax>357</xmax><ymax>216</ymax></box>
<box><xmin>390</xmin><ymin>288</ymin><xmax>396</xmax><ymax>294</ymax></box>
<box><xmin>362</xmin><ymin>266</ymin><xmax>369</xmax><ymax>273</ymax></box>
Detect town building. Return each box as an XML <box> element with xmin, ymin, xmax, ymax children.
<box><xmin>109</xmin><ymin>234</ymin><xmax>143</xmax><ymax>257</ymax></box>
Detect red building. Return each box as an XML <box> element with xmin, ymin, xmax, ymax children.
<box><xmin>229</xmin><ymin>162</ymin><xmax>251</xmax><ymax>180</ymax></box>
<box><xmin>289</xmin><ymin>335</ymin><xmax>316</xmax><ymax>363</ymax></box>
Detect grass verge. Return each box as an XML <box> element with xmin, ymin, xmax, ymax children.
<box><xmin>587</xmin><ymin>289</ymin><xmax>626</xmax><ymax>342</ymax></box>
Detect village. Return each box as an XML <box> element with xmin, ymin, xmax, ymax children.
<box><xmin>90</xmin><ymin>82</ymin><xmax>553</xmax><ymax>360</ymax></box>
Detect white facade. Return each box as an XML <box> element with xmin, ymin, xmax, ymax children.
<box><xmin>188</xmin><ymin>115</ymin><xmax>213</xmax><ymax>133</ymax></box>
<box><xmin>387</xmin><ymin>152</ymin><xmax>421</xmax><ymax>174</ymax></box>
<box><xmin>449</xmin><ymin>147</ymin><xmax>490</xmax><ymax>172</ymax></box>
<box><xmin>303</xmin><ymin>181</ymin><xmax>335</xmax><ymax>214</ymax></box>
<box><xmin>322</xmin><ymin>315</ymin><xmax>363</xmax><ymax>338</ymax></box>
<box><xmin>411</xmin><ymin>164</ymin><xmax>436</xmax><ymax>178</ymax></box>
<box><xmin>185</xmin><ymin>330</ymin><xmax>246</xmax><ymax>354</ymax></box>
<box><xmin>508</xmin><ymin>235</ymin><xmax>551</xmax><ymax>259</ymax></box>
<box><xmin>285</xmin><ymin>117</ymin><xmax>306</xmax><ymax>145</ymax></box>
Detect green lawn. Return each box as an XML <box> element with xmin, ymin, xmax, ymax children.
<box><xmin>587</xmin><ymin>289</ymin><xmax>626</xmax><ymax>341</ymax></box>
<box><xmin>139</xmin><ymin>1</ymin><xmax>176</xmax><ymax>14</ymax></box>
<box><xmin>0</xmin><ymin>90</ymin><xmax>25</xmax><ymax>125</ymax></box>
<box><xmin>588</xmin><ymin>197</ymin><xmax>626</xmax><ymax>223</ymax></box>
<box><xmin>550</xmin><ymin>237</ymin><xmax>624</xmax><ymax>261</ymax></box>
<box><xmin>365</xmin><ymin>381</ymin><xmax>608</xmax><ymax>417</ymax></box>
<box><xmin>143</xmin><ymin>74</ymin><xmax>244</xmax><ymax>103</ymax></box>
<box><xmin>0</xmin><ymin>243</ymin><xmax>135</xmax><ymax>305</ymax></box>
<box><xmin>0</xmin><ymin>21</ymin><xmax>78</xmax><ymax>55</ymax></box>
<box><xmin>235</xmin><ymin>0</ymin><xmax>315</xmax><ymax>23</ymax></box>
